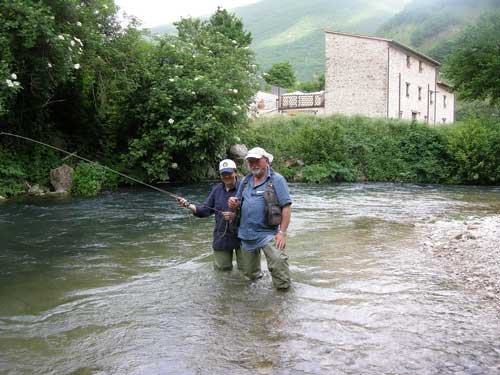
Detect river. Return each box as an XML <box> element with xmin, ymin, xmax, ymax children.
<box><xmin>1</xmin><ymin>183</ymin><xmax>500</xmax><ymax>374</ymax></box>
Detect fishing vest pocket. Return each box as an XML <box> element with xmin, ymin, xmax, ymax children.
<box><xmin>263</xmin><ymin>182</ymin><xmax>281</xmax><ymax>227</ymax></box>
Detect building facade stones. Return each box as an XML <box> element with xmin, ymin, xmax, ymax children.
<box><xmin>325</xmin><ymin>31</ymin><xmax>454</xmax><ymax>124</ymax></box>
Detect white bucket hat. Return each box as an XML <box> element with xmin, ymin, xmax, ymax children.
<box><xmin>245</xmin><ymin>147</ymin><xmax>274</xmax><ymax>163</ymax></box>
<box><xmin>219</xmin><ymin>159</ymin><xmax>237</xmax><ymax>173</ymax></box>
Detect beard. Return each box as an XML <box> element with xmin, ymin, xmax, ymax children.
<box><xmin>251</xmin><ymin>167</ymin><xmax>265</xmax><ymax>178</ymax></box>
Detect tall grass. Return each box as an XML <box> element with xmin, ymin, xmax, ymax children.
<box><xmin>237</xmin><ymin>114</ymin><xmax>500</xmax><ymax>185</ymax></box>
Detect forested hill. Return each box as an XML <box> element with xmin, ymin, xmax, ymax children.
<box><xmin>152</xmin><ymin>0</ymin><xmax>411</xmax><ymax>80</ymax></box>
<box><xmin>377</xmin><ymin>0</ymin><xmax>500</xmax><ymax>62</ymax></box>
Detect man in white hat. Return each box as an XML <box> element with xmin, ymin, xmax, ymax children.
<box><xmin>177</xmin><ymin>159</ymin><xmax>242</xmax><ymax>271</ymax></box>
<box><xmin>228</xmin><ymin>147</ymin><xmax>292</xmax><ymax>289</ymax></box>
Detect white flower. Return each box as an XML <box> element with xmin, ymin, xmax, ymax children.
<box><xmin>70</xmin><ymin>40</ymin><xmax>76</xmax><ymax>46</ymax></box>
<box><xmin>48</xmin><ymin>62</ymin><xmax>53</xmax><ymax>68</ymax></box>
<box><xmin>58</xmin><ymin>35</ymin><xmax>65</xmax><ymax>40</ymax></box>
<box><xmin>94</xmin><ymin>9</ymin><xmax>99</xmax><ymax>14</ymax></box>
<box><xmin>191</xmin><ymin>91</ymin><xmax>196</xmax><ymax>95</ymax></box>
<box><xmin>232</xmin><ymin>111</ymin><xmax>237</xmax><ymax>116</ymax></box>
<box><xmin>5</xmin><ymin>79</ymin><xmax>14</xmax><ymax>88</ymax></box>
<box><xmin>171</xmin><ymin>163</ymin><xmax>178</xmax><ymax>169</ymax></box>
<box><xmin>11</xmin><ymin>73</ymin><xmax>17</xmax><ymax>80</ymax></box>
<box><xmin>232</xmin><ymin>40</ymin><xmax>237</xmax><ymax>44</ymax></box>
<box><xmin>76</xmin><ymin>21</ymin><xmax>82</xmax><ymax>27</ymax></box>
<box><xmin>68</xmin><ymin>47</ymin><xmax>73</xmax><ymax>51</ymax></box>
<box><xmin>169</xmin><ymin>78</ymin><xmax>175</xmax><ymax>82</ymax></box>
<box><xmin>74</xmin><ymin>37</ymin><xmax>83</xmax><ymax>46</ymax></box>
<box><xmin>73</xmin><ymin>63</ymin><xmax>80</xmax><ymax>70</ymax></box>
<box><xmin>168</xmin><ymin>118</ymin><xmax>174</xmax><ymax>124</ymax></box>
<box><xmin>233</xmin><ymin>89</ymin><xmax>238</xmax><ymax>94</ymax></box>
<box><xmin>13</xmin><ymin>81</ymin><xmax>20</xmax><ymax>87</ymax></box>
<box><xmin>192</xmin><ymin>54</ymin><xmax>196</xmax><ymax>58</ymax></box>
<box><xmin>194</xmin><ymin>76</ymin><xmax>201</xmax><ymax>81</ymax></box>
<box><xmin>103</xmin><ymin>4</ymin><xmax>108</xmax><ymax>9</ymax></box>
<box><xmin>50</xmin><ymin>16</ymin><xmax>55</xmax><ymax>20</ymax></box>
<box><xmin>262</xmin><ymin>72</ymin><xmax>268</xmax><ymax>76</ymax></box>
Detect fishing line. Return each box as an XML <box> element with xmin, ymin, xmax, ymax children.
<box><xmin>0</xmin><ymin>131</ymin><xmax>225</xmax><ymax>214</ymax></box>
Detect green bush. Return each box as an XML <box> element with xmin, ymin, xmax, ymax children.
<box><xmin>302</xmin><ymin>161</ymin><xmax>356</xmax><ymax>183</ymax></box>
<box><xmin>0</xmin><ymin>146</ymin><xmax>26</xmax><ymax>196</ymax></box>
<box><xmin>445</xmin><ymin>117</ymin><xmax>500</xmax><ymax>184</ymax></box>
<box><xmin>0</xmin><ymin>143</ymin><xmax>61</xmax><ymax>196</ymax></box>
<box><xmin>71</xmin><ymin>162</ymin><xmax>107</xmax><ymax>197</ymax></box>
<box><xmin>237</xmin><ymin>114</ymin><xmax>500</xmax><ymax>185</ymax></box>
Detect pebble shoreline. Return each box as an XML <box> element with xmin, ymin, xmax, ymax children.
<box><xmin>418</xmin><ymin>215</ymin><xmax>500</xmax><ymax>306</ymax></box>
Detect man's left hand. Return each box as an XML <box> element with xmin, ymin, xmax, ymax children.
<box><xmin>275</xmin><ymin>232</ymin><xmax>286</xmax><ymax>250</ymax></box>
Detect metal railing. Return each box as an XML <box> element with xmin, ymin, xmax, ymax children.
<box><xmin>278</xmin><ymin>93</ymin><xmax>325</xmax><ymax>111</ymax></box>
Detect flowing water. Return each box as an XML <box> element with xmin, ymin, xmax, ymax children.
<box><xmin>1</xmin><ymin>183</ymin><xmax>500</xmax><ymax>375</ymax></box>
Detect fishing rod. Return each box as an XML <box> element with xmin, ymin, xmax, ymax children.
<box><xmin>0</xmin><ymin>131</ymin><xmax>225</xmax><ymax>214</ymax></box>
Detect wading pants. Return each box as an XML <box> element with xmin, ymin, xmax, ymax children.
<box><xmin>240</xmin><ymin>242</ymin><xmax>291</xmax><ymax>289</ymax></box>
<box><xmin>213</xmin><ymin>248</ymin><xmax>243</xmax><ymax>271</ymax></box>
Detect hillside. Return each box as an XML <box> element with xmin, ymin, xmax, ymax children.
<box><xmin>151</xmin><ymin>0</ymin><xmax>410</xmax><ymax>80</ymax></box>
<box><xmin>377</xmin><ymin>0</ymin><xmax>500</xmax><ymax>62</ymax></box>
<box><xmin>151</xmin><ymin>0</ymin><xmax>499</xmax><ymax>81</ymax></box>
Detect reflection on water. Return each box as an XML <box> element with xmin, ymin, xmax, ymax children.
<box><xmin>1</xmin><ymin>183</ymin><xmax>500</xmax><ymax>374</ymax></box>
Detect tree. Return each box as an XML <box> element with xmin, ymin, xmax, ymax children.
<box><xmin>295</xmin><ymin>73</ymin><xmax>325</xmax><ymax>92</ymax></box>
<box><xmin>0</xmin><ymin>0</ymin><xmax>150</xmax><ymax>195</ymax></box>
<box><xmin>442</xmin><ymin>11</ymin><xmax>500</xmax><ymax>104</ymax></box>
<box><xmin>264</xmin><ymin>61</ymin><xmax>296</xmax><ymax>89</ymax></box>
<box><xmin>124</xmin><ymin>8</ymin><xmax>259</xmax><ymax>181</ymax></box>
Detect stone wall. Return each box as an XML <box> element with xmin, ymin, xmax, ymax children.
<box><xmin>435</xmin><ymin>84</ymin><xmax>455</xmax><ymax>124</ymax></box>
<box><xmin>325</xmin><ymin>32</ymin><xmax>388</xmax><ymax>117</ymax></box>
<box><xmin>324</xmin><ymin>31</ymin><xmax>455</xmax><ymax>124</ymax></box>
<box><xmin>387</xmin><ymin>47</ymin><xmax>438</xmax><ymax>123</ymax></box>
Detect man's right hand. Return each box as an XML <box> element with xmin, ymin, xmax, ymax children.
<box><xmin>176</xmin><ymin>196</ymin><xmax>190</xmax><ymax>208</ymax></box>
<box><xmin>228</xmin><ymin>197</ymin><xmax>240</xmax><ymax>210</ymax></box>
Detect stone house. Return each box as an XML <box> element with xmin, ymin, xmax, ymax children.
<box><xmin>324</xmin><ymin>31</ymin><xmax>454</xmax><ymax>124</ymax></box>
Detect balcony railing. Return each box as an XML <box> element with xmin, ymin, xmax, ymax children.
<box><xmin>278</xmin><ymin>92</ymin><xmax>325</xmax><ymax>111</ymax></box>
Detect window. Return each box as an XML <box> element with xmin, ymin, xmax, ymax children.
<box><xmin>406</xmin><ymin>55</ymin><xmax>411</xmax><ymax>68</ymax></box>
<box><xmin>418</xmin><ymin>86</ymin><xmax>422</xmax><ymax>101</ymax></box>
<box><xmin>406</xmin><ymin>82</ymin><xmax>410</xmax><ymax>97</ymax></box>
<box><xmin>412</xmin><ymin>111</ymin><xmax>418</xmax><ymax>121</ymax></box>
<box><xmin>442</xmin><ymin>118</ymin><xmax>447</xmax><ymax>124</ymax></box>
<box><xmin>419</xmin><ymin>61</ymin><xmax>423</xmax><ymax>73</ymax></box>
<box><xmin>443</xmin><ymin>95</ymin><xmax>447</xmax><ymax>108</ymax></box>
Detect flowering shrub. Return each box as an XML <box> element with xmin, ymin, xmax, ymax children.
<box><xmin>124</xmin><ymin>9</ymin><xmax>259</xmax><ymax>181</ymax></box>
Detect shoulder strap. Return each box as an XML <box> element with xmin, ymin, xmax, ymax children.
<box><xmin>267</xmin><ymin>169</ymin><xmax>276</xmax><ymax>189</ymax></box>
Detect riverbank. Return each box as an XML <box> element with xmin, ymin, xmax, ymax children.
<box><xmin>418</xmin><ymin>215</ymin><xmax>500</xmax><ymax>306</ymax></box>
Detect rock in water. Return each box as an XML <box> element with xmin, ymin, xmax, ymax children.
<box><xmin>50</xmin><ymin>164</ymin><xmax>74</xmax><ymax>193</ymax></box>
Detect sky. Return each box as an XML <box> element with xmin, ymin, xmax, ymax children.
<box><xmin>114</xmin><ymin>0</ymin><xmax>261</xmax><ymax>28</ymax></box>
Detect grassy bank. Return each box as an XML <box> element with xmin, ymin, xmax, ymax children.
<box><xmin>237</xmin><ymin>114</ymin><xmax>500</xmax><ymax>185</ymax></box>
<box><xmin>1</xmin><ymin>114</ymin><xmax>498</xmax><ymax>198</ymax></box>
